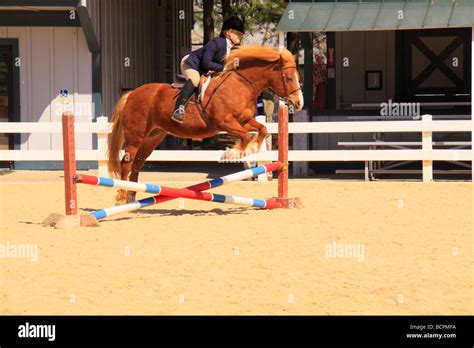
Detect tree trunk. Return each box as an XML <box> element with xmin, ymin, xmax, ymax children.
<box><xmin>203</xmin><ymin>0</ymin><xmax>215</xmax><ymax>44</ymax></box>
<box><xmin>286</xmin><ymin>32</ymin><xmax>300</xmax><ymax>64</ymax></box>
<box><xmin>284</xmin><ymin>0</ymin><xmax>299</xmax><ymax>63</ymax></box>
<box><xmin>286</xmin><ymin>31</ymin><xmax>300</xmax><ymax>122</ymax></box>
<box><xmin>221</xmin><ymin>0</ymin><xmax>232</xmax><ymax>19</ymax></box>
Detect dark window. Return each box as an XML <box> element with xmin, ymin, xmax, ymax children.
<box><xmin>365</xmin><ymin>70</ymin><xmax>382</xmax><ymax>91</ymax></box>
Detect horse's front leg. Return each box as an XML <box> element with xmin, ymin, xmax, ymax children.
<box><xmin>243</xmin><ymin>118</ymin><xmax>268</xmax><ymax>154</ymax></box>
<box><xmin>215</xmin><ymin>113</ymin><xmax>251</xmax><ymax>159</ymax></box>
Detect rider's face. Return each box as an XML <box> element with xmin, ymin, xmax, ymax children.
<box><xmin>227</xmin><ymin>30</ymin><xmax>243</xmax><ymax>45</ymax></box>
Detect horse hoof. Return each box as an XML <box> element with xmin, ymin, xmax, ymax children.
<box><xmin>246</xmin><ymin>142</ymin><xmax>259</xmax><ymax>155</ymax></box>
<box><xmin>126</xmin><ymin>192</ymin><xmax>137</xmax><ymax>203</ymax></box>
<box><xmin>226</xmin><ymin>147</ymin><xmax>242</xmax><ymax>160</ymax></box>
<box><xmin>115</xmin><ymin>199</ymin><xmax>126</xmax><ymax>206</ymax></box>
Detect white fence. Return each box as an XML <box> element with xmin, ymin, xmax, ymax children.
<box><xmin>0</xmin><ymin>114</ymin><xmax>472</xmax><ymax>182</ymax></box>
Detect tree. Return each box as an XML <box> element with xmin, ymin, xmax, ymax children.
<box><xmin>286</xmin><ymin>32</ymin><xmax>300</xmax><ymax>63</ymax></box>
<box><xmin>221</xmin><ymin>0</ymin><xmax>232</xmax><ymax>19</ymax></box>
<box><xmin>284</xmin><ymin>0</ymin><xmax>299</xmax><ymax>62</ymax></box>
<box><xmin>196</xmin><ymin>0</ymin><xmax>287</xmax><ymax>44</ymax></box>
<box><xmin>203</xmin><ymin>0</ymin><xmax>215</xmax><ymax>44</ymax></box>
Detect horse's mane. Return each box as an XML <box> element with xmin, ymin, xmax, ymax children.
<box><xmin>224</xmin><ymin>45</ymin><xmax>294</xmax><ymax>70</ymax></box>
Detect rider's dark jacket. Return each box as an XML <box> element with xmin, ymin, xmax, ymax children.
<box><xmin>187</xmin><ymin>35</ymin><xmax>227</xmax><ymax>74</ymax></box>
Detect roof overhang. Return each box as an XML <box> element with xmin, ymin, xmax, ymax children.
<box><xmin>277</xmin><ymin>0</ymin><xmax>474</xmax><ymax>32</ymax></box>
<box><xmin>0</xmin><ymin>0</ymin><xmax>80</xmax><ymax>7</ymax></box>
<box><xmin>0</xmin><ymin>0</ymin><xmax>99</xmax><ymax>53</ymax></box>
<box><xmin>0</xmin><ymin>6</ymin><xmax>76</xmax><ymax>11</ymax></box>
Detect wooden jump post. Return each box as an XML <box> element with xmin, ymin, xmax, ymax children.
<box><xmin>43</xmin><ymin>112</ymin><xmax>99</xmax><ymax>228</ymax></box>
<box><xmin>276</xmin><ymin>105</ymin><xmax>301</xmax><ymax>208</ymax></box>
<box><xmin>43</xmin><ymin>106</ymin><xmax>301</xmax><ymax>228</ymax></box>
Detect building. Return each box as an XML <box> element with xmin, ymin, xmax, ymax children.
<box><xmin>0</xmin><ymin>0</ymin><xmax>193</xmax><ymax>169</ymax></box>
<box><xmin>277</xmin><ymin>0</ymin><xmax>473</xmax><ymax>176</ymax></box>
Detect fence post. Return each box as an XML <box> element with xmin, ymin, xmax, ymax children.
<box><xmin>42</xmin><ymin>112</ymin><xmax>100</xmax><ymax>228</ymax></box>
<box><xmin>97</xmin><ymin>116</ymin><xmax>109</xmax><ymax>178</ymax></box>
<box><xmin>255</xmin><ymin>115</ymin><xmax>269</xmax><ymax>182</ymax></box>
<box><xmin>422</xmin><ymin>114</ymin><xmax>433</xmax><ymax>182</ymax></box>
<box><xmin>278</xmin><ymin>105</ymin><xmax>289</xmax><ymax>199</ymax></box>
<box><xmin>292</xmin><ymin>109</ymin><xmax>309</xmax><ymax>177</ymax></box>
<box><xmin>276</xmin><ymin>105</ymin><xmax>302</xmax><ymax>208</ymax></box>
<box><xmin>62</xmin><ymin>112</ymin><xmax>78</xmax><ymax>215</ymax></box>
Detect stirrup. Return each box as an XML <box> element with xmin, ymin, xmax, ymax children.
<box><xmin>172</xmin><ymin>109</ymin><xmax>185</xmax><ymax>123</ymax></box>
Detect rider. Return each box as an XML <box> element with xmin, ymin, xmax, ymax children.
<box><xmin>171</xmin><ymin>16</ymin><xmax>245</xmax><ymax>123</ymax></box>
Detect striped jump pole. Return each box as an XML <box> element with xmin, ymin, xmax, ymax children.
<box><xmin>48</xmin><ymin>107</ymin><xmax>300</xmax><ymax>229</ymax></box>
<box><xmin>76</xmin><ymin>162</ymin><xmax>282</xmax><ymax>220</ymax></box>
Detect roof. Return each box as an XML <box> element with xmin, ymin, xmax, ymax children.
<box><xmin>276</xmin><ymin>0</ymin><xmax>474</xmax><ymax>32</ymax></box>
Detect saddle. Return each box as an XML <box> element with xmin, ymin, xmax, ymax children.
<box><xmin>171</xmin><ymin>74</ymin><xmax>187</xmax><ymax>89</ymax></box>
<box><xmin>172</xmin><ymin>73</ymin><xmax>214</xmax><ymax>103</ymax></box>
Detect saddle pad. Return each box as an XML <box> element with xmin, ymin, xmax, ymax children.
<box><xmin>199</xmin><ymin>74</ymin><xmax>212</xmax><ymax>102</ymax></box>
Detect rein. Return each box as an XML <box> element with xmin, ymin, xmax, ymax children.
<box><xmin>232</xmin><ymin>69</ymin><xmax>257</xmax><ymax>93</ymax></box>
<box><xmin>200</xmin><ymin>69</ymin><xmax>256</xmax><ymax>113</ymax></box>
<box><xmin>200</xmin><ymin>57</ymin><xmax>301</xmax><ymax>113</ymax></box>
<box><xmin>200</xmin><ymin>71</ymin><xmax>233</xmax><ymax>112</ymax></box>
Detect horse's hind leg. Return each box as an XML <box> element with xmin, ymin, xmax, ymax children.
<box><xmin>116</xmin><ymin>141</ymin><xmax>141</xmax><ymax>205</ymax></box>
<box><xmin>126</xmin><ymin>129</ymin><xmax>167</xmax><ymax>203</ymax></box>
<box><xmin>115</xmin><ymin>126</ymin><xmax>149</xmax><ymax>205</ymax></box>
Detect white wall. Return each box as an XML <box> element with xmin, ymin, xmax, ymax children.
<box><xmin>0</xmin><ymin>26</ymin><xmax>92</xmax><ymax>151</ymax></box>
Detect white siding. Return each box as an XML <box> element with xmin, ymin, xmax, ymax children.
<box><xmin>0</xmin><ymin>26</ymin><xmax>92</xmax><ymax>151</ymax></box>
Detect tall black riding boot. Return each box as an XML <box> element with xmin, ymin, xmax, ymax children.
<box><xmin>172</xmin><ymin>80</ymin><xmax>196</xmax><ymax>123</ymax></box>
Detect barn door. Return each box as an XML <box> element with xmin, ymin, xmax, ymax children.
<box><xmin>0</xmin><ymin>39</ymin><xmax>20</xmax><ymax>168</ymax></box>
<box><xmin>0</xmin><ymin>45</ymin><xmax>12</xmax><ymax>153</ymax></box>
<box><xmin>399</xmin><ymin>28</ymin><xmax>471</xmax><ymax>103</ymax></box>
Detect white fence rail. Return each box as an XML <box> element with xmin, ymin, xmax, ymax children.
<box><xmin>0</xmin><ymin>114</ymin><xmax>472</xmax><ymax>182</ymax></box>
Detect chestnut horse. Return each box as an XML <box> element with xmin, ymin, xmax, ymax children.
<box><xmin>107</xmin><ymin>46</ymin><xmax>303</xmax><ymax>204</ymax></box>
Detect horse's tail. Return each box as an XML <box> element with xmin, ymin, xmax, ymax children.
<box><xmin>107</xmin><ymin>91</ymin><xmax>132</xmax><ymax>177</ymax></box>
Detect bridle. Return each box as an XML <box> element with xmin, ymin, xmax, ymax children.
<box><xmin>231</xmin><ymin>59</ymin><xmax>301</xmax><ymax>106</ymax></box>
<box><xmin>202</xmin><ymin>55</ymin><xmax>302</xmax><ymax>111</ymax></box>
<box><xmin>278</xmin><ymin>64</ymin><xmax>301</xmax><ymax>106</ymax></box>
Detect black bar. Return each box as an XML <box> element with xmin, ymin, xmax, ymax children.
<box><xmin>0</xmin><ymin>316</ymin><xmax>472</xmax><ymax>345</ymax></box>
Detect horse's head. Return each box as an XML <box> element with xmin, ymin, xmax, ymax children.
<box><xmin>225</xmin><ymin>46</ymin><xmax>304</xmax><ymax>112</ymax></box>
<box><xmin>269</xmin><ymin>50</ymin><xmax>304</xmax><ymax>112</ymax></box>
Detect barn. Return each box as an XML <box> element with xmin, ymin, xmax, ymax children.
<box><xmin>0</xmin><ymin>0</ymin><xmax>193</xmax><ymax>169</ymax></box>
<box><xmin>277</xmin><ymin>0</ymin><xmax>473</xmax><ymax>178</ymax></box>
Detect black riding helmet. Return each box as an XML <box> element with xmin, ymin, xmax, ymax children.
<box><xmin>221</xmin><ymin>16</ymin><xmax>245</xmax><ymax>34</ymax></box>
